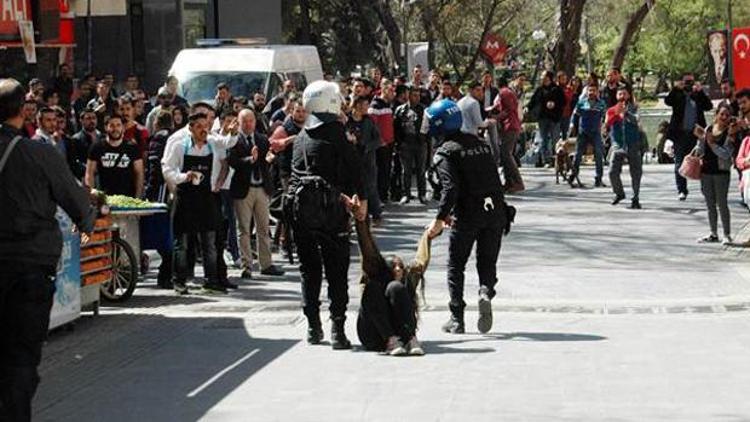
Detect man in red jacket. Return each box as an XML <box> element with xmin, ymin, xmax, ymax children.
<box><xmin>369</xmin><ymin>79</ymin><xmax>396</xmax><ymax>203</ymax></box>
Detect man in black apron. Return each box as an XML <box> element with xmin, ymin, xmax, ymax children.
<box><xmin>163</xmin><ymin>112</ymin><xmax>223</xmax><ymax>294</ymax></box>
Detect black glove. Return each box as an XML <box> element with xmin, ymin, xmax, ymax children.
<box><xmin>503</xmin><ymin>203</ymin><xmax>517</xmax><ymax>235</ymax></box>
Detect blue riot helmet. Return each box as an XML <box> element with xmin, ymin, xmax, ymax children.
<box><xmin>425</xmin><ymin>99</ymin><xmax>463</xmax><ymax>137</ymax></box>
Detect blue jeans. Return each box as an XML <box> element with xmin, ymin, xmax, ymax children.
<box><xmin>573</xmin><ymin>131</ymin><xmax>604</xmax><ymax>180</ymax></box>
<box><xmin>560</xmin><ymin>116</ymin><xmax>572</xmax><ymax>140</ymax></box>
<box><xmin>536</xmin><ymin>118</ymin><xmax>561</xmax><ymax>162</ymax></box>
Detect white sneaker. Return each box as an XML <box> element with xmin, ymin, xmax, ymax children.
<box><xmin>678</xmin><ymin>192</ymin><xmax>687</xmax><ymax>201</ymax></box>
<box><xmin>384</xmin><ymin>336</ymin><xmax>407</xmax><ymax>356</ymax></box>
<box><xmin>723</xmin><ymin>235</ymin><xmax>733</xmax><ymax>246</ymax></box>
<box><xmin>407</xmin><ymin>337</ymin><xmax>425</xmax><ymax>356</ymax></box>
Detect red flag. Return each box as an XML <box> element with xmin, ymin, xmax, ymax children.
<box><xmin>733</xmin><ymin>27</ymin><xmax>750</xmax><ymax>90</ymax></box>
<box><xmin>480</xmin><ymin>33</ymin><xmax>508</xmax><ymax>66</ymax></box>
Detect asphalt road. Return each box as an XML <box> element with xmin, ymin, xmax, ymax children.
<box><xmin>34</xmin><ymin>164</ymin><xmax>750</xmax><ymax>421</ymax></box>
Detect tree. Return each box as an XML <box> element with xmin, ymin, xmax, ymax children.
<box><xmin>611</xmin><ymin>0</ymin><xmax>655</xmax><ymax>69</ymax></box>
<box><xmin>552</xmin><ymin>0</ymin><xmax>586</xmax><ymax>75</ymax></box>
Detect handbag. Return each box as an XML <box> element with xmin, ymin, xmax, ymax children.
<box><xmin>678</xmin><ymin>148</ymin><xmax>703</xmax><ymax>180</ymax></box>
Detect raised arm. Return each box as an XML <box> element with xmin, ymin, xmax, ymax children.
<box><xmin>354</xmin><ymin>218</ymin><xmax>391</xmax><ymax>282</ymax></box>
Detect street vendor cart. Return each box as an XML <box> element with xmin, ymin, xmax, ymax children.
<box><xmin>101</xmin><ymin>204</ymin><xmax>170</xmax><ymax>302</ymax></box>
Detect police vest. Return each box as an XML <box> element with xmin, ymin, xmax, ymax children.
<box><xmin>437</xmin><ymin>132</ymin><xmax>504</xmax><ymax>200</ymax></box>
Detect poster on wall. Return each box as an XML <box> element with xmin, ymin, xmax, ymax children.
<box><xmin>707</xmin><ymin>30</ymin><xmax>728</xmax><ymax>99</ymax></box>
<box><xmin>18</xmin><ymin>20</ymin><xmax>35</xmax><ymax>63</ymax></box>
<box><xmin>49</xmin><ymin>210</ymin><xmax>81</xmax><ymax>330</ymax></box>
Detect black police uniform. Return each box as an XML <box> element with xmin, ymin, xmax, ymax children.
<box><xmin>0</xmin><ymin>124</ymin><xmax>95</xmax><ymax>421</ymax></box>
<box><xmin>288</xmin><ymin>118</ymin><xmax>364</xmax><ymax>346</ymax></box>
<box><xmin>434</xmin><ymin>131</ymin><xmax>509</xmax><ymax>320</ymax></box>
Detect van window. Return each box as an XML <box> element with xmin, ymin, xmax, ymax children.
<box><xmin>179</xmin><ymin>71</ymin><xmax>269</xmax><ymax>105</ymax></box>
<box><xmin>286</xmin><ymin>72</ymin><xmax>308</xmax><ymax>91</ymax></box>
<box><xmin>267</xmin><ymin>73</ymin><xmax>283</xmax><ymax>99</ymax></box>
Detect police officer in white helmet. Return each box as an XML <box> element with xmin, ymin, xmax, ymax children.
<box><xmin>288</xmin><ymin>81</ymin><xmax>367</xmax><ymax>349</ymax></box>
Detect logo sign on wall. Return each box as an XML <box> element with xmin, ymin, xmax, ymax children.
<box><xmin>0</xmin><ymin>0</ymin><xmax>32</xmax><ymax>40</ymax></box>
<box><xmin>733</xmin><ymin>27</ymin><xmax>750</xmax><ymax>91</ymax></box>
<box><xmin>480</xmin><ymin>33</ymin><xmax>508</xmax><ymax>66</ymax></box>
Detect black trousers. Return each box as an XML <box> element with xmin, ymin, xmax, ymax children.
<box><xmin>376</xmin><ymin>145</ymin><xmax>394</xmax><ymax>202</ymax></box>
<box><xmin>296</xmin><ymin>228</ymin><xmax>350</xmax><ymax>320</ymax></box>
<box><xmin>399</xmin><ymin>144</ymin><xmax>427</xmax><ymax>198</ymax></box>
<box><xmin>174</xmin><ymin>231</ymin><xmax>218</xmax><ymax>284</ymax></box>
<box><xmin>215</xmin><ymin>194</ymin><xmax>229</xmax><ymax>282</ymax></box>
<box><xmin>357</xmin><ymin>281</ymin><xmax>416</xmax><ymax>351</ymax></box>
<box><xmin>0</xmin><ymin>266</ymin><xmax>56</xmax><ymax>422</ymax></box>
<box><xmin>447</xmin><ymin>207</ymin><xmax>505</xmax><ymax>313</ymax></box>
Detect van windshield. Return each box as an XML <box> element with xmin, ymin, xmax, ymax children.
<box><xmin>178</xmin><ymin>72</ymin><xmax>269</xmax><ymax>104</ymax></box>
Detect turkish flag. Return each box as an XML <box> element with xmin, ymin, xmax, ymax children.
<box><xmin>733</xmin><ymin>27</ymin><xmax>750</xmax><ymax>90</ymax></box>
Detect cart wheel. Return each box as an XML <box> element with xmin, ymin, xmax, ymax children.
<box><xmin>101</xmin><ymin>237</ymin><xmax>138</xmax><ymax>302</ymax></box>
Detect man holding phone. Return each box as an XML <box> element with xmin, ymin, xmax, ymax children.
<box><xmin>665</xmin><ymin>73</ymin><xmax>713</xmax><ymax>201</ymax></box>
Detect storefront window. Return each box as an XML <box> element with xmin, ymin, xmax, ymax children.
<box><xmin>183</xmin><ymin>5</ymin><xmax>206</xmax><ymax>48</ymax></box>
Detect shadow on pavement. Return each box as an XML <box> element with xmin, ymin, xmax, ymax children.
<box><xmin>35</xmin><ymin>314</ymin><xmax>297</xmax><ymax>422</ymax></box>
<box><xmin>488</xmin><ymin>332</ymin><xmax>607</xmax><ymax>342</ymax></box>
<box><xmin>422</xmin><ymin>331</ymin><xmax>606</xmax><ymax>354</ymax></box>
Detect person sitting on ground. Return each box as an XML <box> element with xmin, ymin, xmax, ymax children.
<box><xmin>352</xmin><ymin>201</ymin><xmax>434</xmax><ymax>356</ymax></box>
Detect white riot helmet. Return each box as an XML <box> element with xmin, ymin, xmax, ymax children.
<box><xmin>302</xmin><ymin>80</ymin><xmax>342</xmax><ymax>129</ymax></box>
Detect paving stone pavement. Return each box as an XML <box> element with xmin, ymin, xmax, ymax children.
<box><xmin>33</xmin><ymin>164</ymin><xmax>750</xmax><ymax>421</ymax></box>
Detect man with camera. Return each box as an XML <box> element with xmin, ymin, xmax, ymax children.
<box><xmin>665</xmin><ymin>73</ymin><xmax>713</xmax><ymax>201</ymax></box>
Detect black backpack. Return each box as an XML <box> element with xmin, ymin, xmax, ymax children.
<box><xmin>289</xmin><ymin>131</ymin><xmax>348</xmax><ymax>233</ymax></box>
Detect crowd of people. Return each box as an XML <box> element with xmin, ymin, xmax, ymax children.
<box><xmin>3</xmin><ymin>58</ymin><xmax>750</xmax><ymax>420</ymax></box>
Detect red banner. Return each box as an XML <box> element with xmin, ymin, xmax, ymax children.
<box><xmin>0</xmin><ymin>0</ymin><xmax>32</xmax><ymax>39</ymax></box>
<box><xmin>733</xmin><ymin>27</ymin><xmax>750</xmax><ymax>91</ymax></box>
<box><xmin>480</xmin><ymin>33</ymin><xmax>508</xmax><ymax>66</ymax></box>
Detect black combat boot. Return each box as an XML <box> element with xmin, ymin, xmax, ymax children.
<box><xmin>441</xmin><ymin>304</ymin><xmax>465</xmax><ymax>334</ymax></box>
<box><xmin>330</xmin><ymin>317</ymin><xmax>352</xmax><ymax>350</ymax></box>
<box><xmin>306</xmin><ymin>313</ymin><xmax>323</xmax><ymax>345</ymax></box>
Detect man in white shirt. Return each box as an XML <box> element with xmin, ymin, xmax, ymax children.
<box><xmin>161</xmin><ymin>111</ymin><xmax>238</xmax><ymax>294</ymax></box>
<box><xmin>457</xmin><ymin>81</ymin><xmax>500</xmax><ymax>162</ymax></box>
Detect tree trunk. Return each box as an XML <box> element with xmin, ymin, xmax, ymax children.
<box><xmin>611</xmin><ymin>0</ymin><xmax>655</xmax><ymax>70</ymax></box>
<box><xmin>456</xmin><ymin>0</ymin><xmax>504</xmax><ymax>86</ymax></box>
<box><xmin>420</xmin><ymin>5</ymin><xmax>436</xmax><ymax>70</ymax></box>
<box><xmin>298</xmin><ymin>0</ymin><xmax>312</xmax><ymax>44</ymax></box>
<box><xmin>371</xmin><ymin>0</ymin><xmax>403</xmax><ymax>70</ymax></box>
<box><xmin>552</xmin><ymin>0</ymin><xmax>586</xmax><ymax>75</ymax></box>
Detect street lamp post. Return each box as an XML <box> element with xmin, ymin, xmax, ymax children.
<box><xmin>530</xmin><ymin>29</ymin><xmax>547</xmax><ymax>90</ymax></box>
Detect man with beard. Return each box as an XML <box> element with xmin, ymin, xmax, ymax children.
<box><xmin>607</xmin><ymin>87</ymin><xmax>643</xmax><ymax>209</ymax></box>
<box><xmin>70</xmin><ymin>109</ymin><xmax>101</xmax><ymax>180</ymax></box>
<box><xmin>394</xmin><ymin>86</ymin><xmax>427</xmax><ymax>204</ymax></box>
<box><xmin>85</xmin><ymin>114</ymin><xmax>144</xmax><ymax>198</ymax></box>
<box><xmin>252</xmin><ymin>93</ymin><xmax>270</xmax><ymax>135</ymax></box>
<box><xmin>665</xmin><ymin>73</ymin><xmax>713</xmax><ymax>201</ymax></box>
<box><xmin>269</xmin><ymin>99</ymin><xmax>306</xmax><ymax>191</ymax></box>
<box><xmin>346</xmin><ymin>96</ymin><xmax>382</xmax><ymax>224</ymax></box>
<box><xmin>264</xmin><ymin>79</ymin><xmax>296</xmax><ymax>120</ymax></box>
<box><xmin>118</xmin><ymin>94</ymin><xmax>150</xmax><ymax>159</ymax></box>
<box><xmin>87</xmin><ymin>80</ymin><xmax>117</xmax><ymax>131</ymax></box>
<box><xmin>146</xmin><ymin>87</ymin><xmax>173</xmax><ymax>134</ymax></box>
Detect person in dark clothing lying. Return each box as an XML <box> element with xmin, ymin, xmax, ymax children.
<box><xmin>353</xmin><ymin>214</ymin><xmax>435</xmax><ymax>356</ymax></box>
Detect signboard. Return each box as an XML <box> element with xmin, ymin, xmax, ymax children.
<box><xmin>733</xmin><ymin>27</ymin><xmax>750</xmax><ymax>91</ymax></box>
<box><xmin>480</xmin><ymin>33</ymin><xmax>508</xmax><ymax>66</ymax></box>
<box><xmin>49</xmin><ymin>210</ymin><xmax>81</xmax><ymax>330</ymax></box>
<box><xmin>18</xmin><ymin>19</ymin><xmax>35</xmax><ymax>63</ymax></box>
<box><xmin>0</xmin><ymin>0</ymin><xmax>32</xmax><ymax>40</ymax></box>
<box><xmin>707</xmin><ymin>30</ymin><xmax>729</xmax><ymax>99</ymax></box>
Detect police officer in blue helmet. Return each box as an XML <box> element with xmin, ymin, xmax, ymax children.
<box><xmin>425</xmin><ymin>99</ymin><xmax>516</xmax><ymax>334</ymax></box>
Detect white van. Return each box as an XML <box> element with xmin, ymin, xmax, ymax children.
<box><xmin>168</xmin><ymin>44</ymin><xmax>323</xmax><ymax>105</ymax></box>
